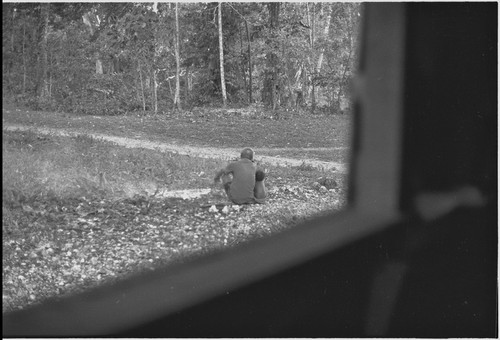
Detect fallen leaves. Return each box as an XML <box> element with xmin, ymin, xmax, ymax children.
<box><xmin>3</xmin><ymin>179</ymin><xmax>347</xmax><ymax>314</ymax></box>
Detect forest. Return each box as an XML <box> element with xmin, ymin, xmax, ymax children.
<box><xmin>2</xmin><ymin>2</ymin><xmax>361</xmax><ymax>116</ymax></box>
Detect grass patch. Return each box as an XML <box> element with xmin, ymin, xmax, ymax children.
<box><xmin>2</xmin><ymin>104</ymin><xmax>352</xmax><ymax>150</ymax></box>
<box><xmin>257</xmin><ymin>147</ymin><xmax>350</xmax><ymax>163</ymax></box>
<box><xmin>3</xmin><ymin>129</ymin><xmax>347</xmax><ymax>313</ymax></box>
<box><xmin>2</xmin><ymin>129</ymin><xmax>338</xmax><ymax>206</ymax></box>
<box><xmin>2</xmin><ymin>129</ymin><xmax>226</xmax><ymax>205</ymax></box>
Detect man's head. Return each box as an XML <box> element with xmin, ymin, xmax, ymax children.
<box><xmin>240</xmin><ymin>148</ymin><xmax>254</xmax><ymax>161</ymax></box>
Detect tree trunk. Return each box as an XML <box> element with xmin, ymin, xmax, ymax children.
<box><xmin>187</xmin><ymin>69</ymin><xmax>192</xmax><ymax>92</ymax></box>
<box><xmin>263</xmin><ymin>2</ymin><xmax>280</xmax><ymax>110</ymax></box>
<box><xmin>239</xmin><ymin>23</ymin><xmax>248</xmax><ymax>101</ymax></box>
<box><xmin>306</xmin><ymin>3</ymin><xmax>313</xmax><ymax>47</ymax></box>
<box><xmin>96</xmin><ymin>55</ymin><xmax>103</xmax><ymax>74</ymax></box>
<box><xmin>10</xmin><ymin>7</ymin><xmax>15</xmax><ymax>58</ymax></box>
<box><xmin>316</xmin><ymin>6</ymin><xmax>332</xmax><ymax>75</ymax></box>
<box><xmin>310</xmin><ymin>3</ymin><xmax>317</xmax><ymax>112</ymax></box>
<box><xmin>185</xmin><ymin>65</ymin><xmax>190</xmax><ymax>104</ymax></box>
<box><xmin>337</xmin><ymin>47</ymin><xmax>353</xmax><ymax>113</ymax></box>
<box><xmin>245</xmin><ymin>20</ymin><xmax>253</xmax><ymax>104</ymax></box>
<box><xmin>22</xmin><ymin>12</ymin><xmax>27</xmax><ymax>94</ymax></box>
<box><xmin>167</xmin><ymin>78</ymin><xmax>173</xmax><ymax>100</ymax></box>
<box><xmin>152</xmin><ymin>69</ymin><xmax>158</xmax><ymax>114</ymax></box>
<box><xmin>218</xmin><ymin>2</ymin><xmax>227</xmax><ymax>107</ymax></box>
<box><xmin>149</xmin><ymin>70</ymin><xmax>154</xmax><ymax>111</ymax></box>
<box><xmin>112</xmin><ymin>55</ymin><xmax>121</xmax><ymax>73</ymax></box>
<box><xmin>138</xmin><ymin>60</ymin><xmax>146</xmax><ymax>111</ymax></box>
<box><xmin>83</xmin><ymin>13</ymin><xmax>104</xmax><ymax>74</ymax></box>
<box><xmin>271</xmin><ymin>3</ymin><xmax>280</xmax><ymax>111</ymax></box>
<box><xmin>336</xmin><ymin>7</ymin><xmax>355</xmax><ymax>113</ymax></box>
<box><xmin>311</xmin><ymin>6</ymin><xmax>332</xmax><ymax>113</ymax></box>
<box><xmin>49</xmin><ymin>54</ymin><xmax>52</xmax><ymax>97</ymax></box>
<box><xmin>174</xmin><ymin>2</ymin><xmax>182</xmax><ymax>111</ymax></box>
<box><xmin>8</xmin><ymin>6</ymin><xmax>15</xmax><ymax>88</ymax></box>
<box><xmin>39</xmin><ymin>3</ymin><xmax>50</xmax><ymax>98</ymax></box>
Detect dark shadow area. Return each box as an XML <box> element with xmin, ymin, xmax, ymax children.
<box><xmin>121</xmin><ymin>205</ymin><xmax>496</xmax><ymax>338</ymax></box>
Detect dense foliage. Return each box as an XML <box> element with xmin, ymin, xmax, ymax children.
<box><xmin>2</xmin><ymin>2</ymin><xmax>360</xmax><ymax>115</ymax></box>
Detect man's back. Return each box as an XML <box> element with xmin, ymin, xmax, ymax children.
<box><xmin>226</xmin><ymin>158</ymin><xmax>256</xmax><ymax>204</ymax></box>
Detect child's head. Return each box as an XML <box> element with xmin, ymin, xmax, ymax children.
<box><xmin>255</xmin><ymin>169</ymin><xmax>266</xmax><ymax>182</ymax></box>
<box><xmin>240</xmin><ymin>148</ymin><xmax>254</xmax><ymax>161</ymax></box>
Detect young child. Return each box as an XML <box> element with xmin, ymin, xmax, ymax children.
<box><xmin>254</xmin><ymin>169</ymin><xmax>267</xmax><ymax>203</ymax></box>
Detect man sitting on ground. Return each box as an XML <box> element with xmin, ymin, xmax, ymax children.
<box><xmin>213</xmin><ymin>148</ymin><xmax>267</xmax><ymax>204</ymax></box>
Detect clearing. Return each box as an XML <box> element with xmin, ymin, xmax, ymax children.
<box><xmin>3</xmin><ymin>124</ymin><xmax>347</xmax><ymax>174</ymax></box>
<box><xmin>2</xmin><ymin>105</ymin><xmax>351</xmax><ymax>314</ymax></box>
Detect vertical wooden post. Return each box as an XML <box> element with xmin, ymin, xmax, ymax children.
<box><xmin>351</xmin><ymin>3</ymin><xmax>406</xmax><ymax>214</ymax></box>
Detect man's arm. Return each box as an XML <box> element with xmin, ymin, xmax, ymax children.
<box><xmin>214</xmin><ymin>165</ymin><xmax>233</xmax><ymax>183</ymax></box>
<box><xmin>213</xmin><ymin>169</ymin><xmax>225</xmax><ymax>182</ymax></box>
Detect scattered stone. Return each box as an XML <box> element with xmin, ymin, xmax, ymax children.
<box><xmin>317</xmin><ymin>177</ymin><xmax>338</xmax><ymax>189</ymax></box>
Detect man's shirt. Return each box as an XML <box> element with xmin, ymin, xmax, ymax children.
<box><xmin>224</xmin><ymin>158</ymin><xmax>256</xmax><ymax>204</ymax></box>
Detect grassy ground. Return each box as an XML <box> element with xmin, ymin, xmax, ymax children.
<box><xmin>2</xmin><ymin>103</ymin><xmax>351</xmax><ymax>162</ymax></box>
<box><xmin>2</xmin><ymin>110</ymin><xmax>350</xmax><ymax>313</ymax></box>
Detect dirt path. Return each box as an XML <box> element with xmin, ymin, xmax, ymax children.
<box><xmin>3</xmin><ymin>124</ymin><xmax>348</xmax><ymax>173</ymax></box>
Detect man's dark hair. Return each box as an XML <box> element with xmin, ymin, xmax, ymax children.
<box><xmin>240</xmin><ymin>148</ymin><xmax>254</xmax><ymax>161</ymax></box>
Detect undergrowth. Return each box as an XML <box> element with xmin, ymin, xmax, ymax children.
<box><xmin>2</xmin><ymin>130</ymin><xmax>226</xmax><ymax>206</ymax></box>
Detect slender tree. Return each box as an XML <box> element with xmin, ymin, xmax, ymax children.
<box><xmin>245</xmin><ymin>20</ymin><xmax>252</xmax><ymax>104</ymax></box>
<box><xmin>7</xmin><ymin>6</ymin><xmax>16</xmax><ymax>84</ymax></box>
<box><xmin>218</xmin><ymin>2</ymin><xmax>227</xmax><ymax>107</ymax></box>
<box><xmin>21</xmin><ymin>10</ymin><xmax>27</xmax><ymax>94</ymax></box>
<box><xmin>138</xmin><ymin>60</ymin><xmax>146</xmax><ymax>111</ymax></box>
<box><xmin>82</xmin><ymin>13</ymin><xmax>103</xmax><ymax>74</ymax></box>
<box><xmin>316</xmin><ymin>6</ymin><xmax>332</xmax><ymax>77</ymax></box>
<box><xmin>152</xmin><ymin>7</ymin><xmax>158</xmax><ymax>114</ymax></box>
<box><xmin>173</xmin><ymin>2</ymin><xmax>181</xmax><ymax>110</ymax></box>
<box><xmin>39</xmin><ymin>3</ymin><xmax>50</xmax><ymax>97</ymax></box>
<box><xmin>336</xmin><ymin>4</ymin><xmax>358</xmax><ymax>112</ymax></box>
<box><xmin>152</xmin><ymin>69</ymin><xmax>158</xmax><ymax>114</ymax></box>
<box><xmin>312</xmin><ymin>4</ymin><xmax>332</xmax><ymax>113</ymax></box>
<box><xmin>263</xmin><ymin>2</ymin><xmax>280</xmax><ymax>110</ymax></box>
